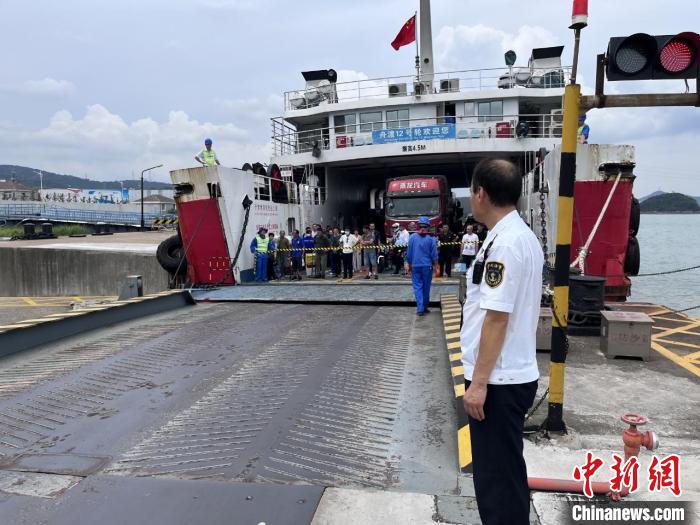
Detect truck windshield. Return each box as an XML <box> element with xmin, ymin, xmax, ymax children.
<box><xmin>386</xmin><ymin>196</ymin><xmax>440</xmax><ymax>218</ymax></box>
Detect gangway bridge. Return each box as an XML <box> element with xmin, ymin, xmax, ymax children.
<box><xmin>0</xmin><ymin>203</ymin><xmax>173</xmax><ymax>227</ymax></box>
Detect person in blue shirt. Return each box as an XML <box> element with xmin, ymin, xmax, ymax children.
<box><xmin>406</xmin><ymin>216</ymin><xmax>438</xmax><ymax>316</ymax></box>
<box><xmin>267</xmin><ymin>232</ymin><xmax>277</xmax><ymax>280</ymax></box>
<box><xmin>249</xmin><ymin>227</ymin><xmax>269</xmax><ymax>282</ymax></box>
<box><xmin>290</xmin><ymin>229</ymin><xmax>304</xmax><ymax>280</ymax></box>
<box><xmin>577</xmin><ymin>114</ymin><xmax>590</xmax><ymax>144</ymax></box>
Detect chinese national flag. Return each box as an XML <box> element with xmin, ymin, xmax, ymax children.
<box><xmin>391</xmin><ymin>15</ymin><xmax>416</xmax><ymax>50</ymax></box>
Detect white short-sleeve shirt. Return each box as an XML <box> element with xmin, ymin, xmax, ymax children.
<box><xmin>461</xmin><ymin>233</ymin><xmax>479</xmax><ymax>256</ymax></box>
<box><xmin>460</xmin><ymin>210</ymin><xmax>543</xmax><ymax>385</ymax></box>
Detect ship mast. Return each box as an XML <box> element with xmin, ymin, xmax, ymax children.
<box><xmin>418</xmin><ymin>0</ymin><xmax>435</xmax><ymax>85</ymax></box>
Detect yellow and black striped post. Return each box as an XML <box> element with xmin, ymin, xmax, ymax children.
<box><xmin>546</xmin><ymin>82</ymin><xmax>581</xmax><ymax>432</ymax></box>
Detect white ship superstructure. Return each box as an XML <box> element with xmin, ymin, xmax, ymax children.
<box><xmin>270</xmin><ymin>0</ymin><xmax>569</xmax><ymax>229</ymax></box>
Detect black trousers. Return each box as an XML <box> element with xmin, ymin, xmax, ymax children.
<box><xmin>465</xmin><ymin>379</ymin><xmax>538</xmax><ymax>525</ymax></box>
<box><xmin>342</xmin><ymin>252</ymin><xmax>353</xmax><ymax>278</ymax></box>
<box><xmin>391</xmin><ymin>249</ymin><xmax>404</xmax><ymax>273</ymax></box>
<box><xmin>439</xmin><ymin>254</ymin><xmax>452</xmax><ymax>277</ymax></box>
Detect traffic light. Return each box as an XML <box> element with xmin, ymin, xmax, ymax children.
<box><xmin>606</xmin><ymin>32</ymin><xmax>700</xmax><ymax>81</ymax></box>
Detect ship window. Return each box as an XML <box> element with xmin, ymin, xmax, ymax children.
<box><xmin>334</xmin><ymin>113</ymin><xmax>356</xmax><ymax>134</ymax></box>
<box><xmin>359</xmin><ymin>111</ymin><xmax>383</xmax><ymax>132</ymax></box>
<box><xmin>478</xmin><ymin>100</ymin><xmax>504</xmax><ymax>122</ymax></box>
<box><xmin>386</xmin><ymin>196</ymin><xmax>440</xmax><ymax>218</ymax></box>
<box><xmin>386</xmin><ymin>109</ymin><xmax>409</xmax><ymax>129</ymax></box>
<box><xmin>464</xmin><ymin>102</ymin><xmax>475</xmax><ymax>116</ymax></box>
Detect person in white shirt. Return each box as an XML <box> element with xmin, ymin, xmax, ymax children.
<box><xmin>460</xmin><ymin>224</ymin><xmax>479</xmax><ymax>269</ymax></box>
<box><xmin>391</xmin><ymin>223</ymin><xmax>410</xmax><ymax>275</ymax></box>
<box><xmin>338</xmin><ymin>230</ymin><xmax>358</xmax><ymax>281</ymax></box>
<box><xmin>460</xmin><ymin>159</ymin><xmax>543</xmax><ymax>525</ymax></box>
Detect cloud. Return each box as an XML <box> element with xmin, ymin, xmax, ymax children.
<box><xmin>0</xmin><ymin>104</ymin><xmax>267</xmax><ymax>180</ymax></box>
<box><xmin>435</xmin><ymin>24</ymin><xmax>558</xmax><ymax>70</ymax></box>
<box><xmin>3</xmin><ymin>78</ymin><xmax>76</xmax><ymax>97</ymax></box>
<box><xmin>215</xmin><ymin>94</ymin><xmax>284</xmax><ymax>120</ymax></box>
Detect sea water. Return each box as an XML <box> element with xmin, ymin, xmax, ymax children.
<box><xmin>629</xmin><ymin>214</ymin><xmax>700</xmax><ymax>314</ymax></box>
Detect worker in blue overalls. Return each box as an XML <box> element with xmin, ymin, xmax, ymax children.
<box><xmin>406</xmin><ymin>216</ymin><xmax>438</xmax><ymax>316</ymax></box>
<box><xmin>250</xmin><ymin>227</ymin><xmax>270</xmax><ymax>282</ymax></box>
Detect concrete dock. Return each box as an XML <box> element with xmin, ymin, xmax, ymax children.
<box><xmin>0</xmin><ymin>232</ymin><xmax>171</xmax><ymax>296</ymax></box>
<box><xmin>0</xmin><ymin>290</ymin><xmax>697</xmax><ymax>524</ymax></box>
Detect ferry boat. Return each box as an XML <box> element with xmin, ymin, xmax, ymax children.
<box><xmin>159</xmin><ymin>0</ymin><xmax>640</xmax><ymax>302</ymax></box>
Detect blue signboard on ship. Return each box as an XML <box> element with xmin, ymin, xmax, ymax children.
<box><xmin>372</xmin><ymin>124</ymin><xmax>455</xmax><ymax>144</ymax></box>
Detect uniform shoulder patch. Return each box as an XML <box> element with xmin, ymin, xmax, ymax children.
<box><xmin>484</xmin><ymin>261</ymin><xmax>505</xmax><ymax>288</ymax></box>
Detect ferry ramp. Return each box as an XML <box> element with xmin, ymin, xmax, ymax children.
<box><xmin>0</xmin><ymin>301</ymin><xmax>465</xmax><ymax>524</ymax></box>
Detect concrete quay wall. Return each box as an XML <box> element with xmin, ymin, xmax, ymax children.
<box><xmin>0</xmin><ymin>246</ymin><xmax>169</xmax><ymax>296</ymax></box>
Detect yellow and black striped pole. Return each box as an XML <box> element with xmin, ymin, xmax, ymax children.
<box><xmin>546</xmin><ymin>82</ymin><xmax>581</xmax><ymax>432</ymax></box>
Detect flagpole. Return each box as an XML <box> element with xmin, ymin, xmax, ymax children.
<box><xmin>414</xmin><ymin>10</ymin><xmax>420</xmax><ymax>81</ymax></box>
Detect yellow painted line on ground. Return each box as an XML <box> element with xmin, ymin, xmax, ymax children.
<box><xmin>449</xmin><ymin>351</ymin><xmax>462</xmax><ymax>361</ymax></box>
<box><xmin>444</xmin><ymin>324</ymin><xmax>460</xmax><ymax>332</ymax></box>
<box><xmin>0</xmin><ymin>323</ymin><xmax>36</xmax><ymax>329</ymax></box>
<box><xmin>684</xmin><ymin>350</ymin><xmax>700</xmax><ymax>362</ymax></box>
<box><xmin>21</xmin><ymin>297</ymin><xmax>38</xmax><ymax>306</ymax></box>
<box><xmin>454</xmin><ymin>383</ymin><xmax>465</xmax><ymax>397</ymax></box>
<box><xmin>45</xmin><ymin>312</ymin><xmax>87</xmax><ymax>318</ymax></box>
<box><xmin>458</xmin><ymin>424</ymin><xmax>472</xmax><ymax>470</ymax></box>
<box><xmin>73</xmin><ymin>296</ymin><xmax>83</xmax><ymax>302</ymax></box>
<box><xmin>652</xmin><ymin>316</ymin><xmax>693</xmax><ymax>324</ymax></box>
<box><xmin>653</xmin><ymin>322</ymin><xmax>700</xmax><ymax>340</ymax></box>
<box><xmin>647</xmin><ymin>308</ymin><xmax>670</xmax><ymax>316</ymax></box>
<box><xmin>442</xmin><ymin>312</ymin><xmax>461</xmax><ymax>318</ymax></box>
<box><xmin>445</xmin><ymin>332</ymin><xmax>460</xmax><ymax>341</ymax></box>
<box><xmin>655</xmin><ymin>338</ymin><xmax>700</xmax><ymax>350</ymax></box>
<box><xmin>651</xmin><ymin>341</ymin><xmax>700</xmax><ymax>378</ymax></box>
<box><xmin>451</xmin><ymin>365</ymin><xmax>464</xmax><ymax>377</ymax></box>
<box><xmin>682</xmin><ymin>330</ymin><xmax>700</xmax><ymax>337</ymax></box>
<box><xmin>447</xmin><ymin>341</ymin><xmax>461</xmax><ymax>350</ymax></box>
<box><xmin>442</xmin><ymin>307</ymin><xmax>461</xmax><ymax>313</ymax></box>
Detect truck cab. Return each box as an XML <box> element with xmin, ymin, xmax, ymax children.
<box><xmin>384</xmin><ymin>175</ymin><xmax>461</xmax><ymax>238</ymax></box>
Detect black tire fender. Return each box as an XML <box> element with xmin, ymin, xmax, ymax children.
<box><xmin>157</xmin><ymin>235</ymin><xmax>188</xmax><ymax>275</ymax></box>
<box><xmin>630</xmin><ymin>196</ymin><xmax>640</xmax><ymax>237</ymax></box>
<box><xmin>624</xmin><ymin>236</ymin><xmax>640</xmax><ymax>276</ymax></box>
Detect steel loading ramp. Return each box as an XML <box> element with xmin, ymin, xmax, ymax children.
<box><xmin>0</xmin><ymin>302</ymin><xmax>459</xmax><ymax>523</ymax></box>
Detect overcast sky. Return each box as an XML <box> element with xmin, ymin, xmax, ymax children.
<box><xmin>0</xmin><ymin>0</ymin><xmax>698</xmax><ymax>196</ymax></box>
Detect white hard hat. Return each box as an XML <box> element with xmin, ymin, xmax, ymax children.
<box><xmin>392</xmin><ymin>223</ymin><xmax>400</xmax><ymax>228</ymax></box>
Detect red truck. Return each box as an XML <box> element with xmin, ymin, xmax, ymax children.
<box><xmin>384</xmin><ymin>175</ymin><xmax>462</xmax><ymax>239</ymax></box>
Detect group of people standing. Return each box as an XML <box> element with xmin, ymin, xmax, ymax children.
<box><xmin>250</xmin><ymin>222</ymin><xmax>401</xmax><ymax>282</ymax></box>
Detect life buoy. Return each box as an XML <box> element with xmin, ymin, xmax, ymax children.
<box><xmin>624</xmin><ymin>236</ymin><xmax>640</xmax><ymax>276</ymax></box>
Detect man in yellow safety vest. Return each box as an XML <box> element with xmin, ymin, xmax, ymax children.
<box><xmin>195</xmin><ymin>138</ymin><xmax>221</xmax><ymax>167</ymax></box>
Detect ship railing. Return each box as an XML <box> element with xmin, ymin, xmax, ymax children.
<box><xmin>283</xmin><ymin>66</ymin><xmax>572</xmax><ymax>111</ymax></box>
<box><xmin>271</xmin><ymin>113</ymin><xmax>563</xmax><ymax>156</ymax></box>
<box><xmin>252</xmin><ymin>173</ymin><xmax>326</xmax><ymax>206</ymax></box>
<box><xmin>0</xmin><ymin>203</ymin><xmax>161</xmax><ymax>225</ymax></box>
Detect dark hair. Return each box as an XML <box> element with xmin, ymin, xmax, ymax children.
<box><xmin>471</xmin><ymin>159</ymin><xmax>521</xmax><ymax>207</ymax></box>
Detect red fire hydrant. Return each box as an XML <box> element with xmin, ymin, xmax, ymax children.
<box><xmin>612</xmin><ymin>413</ymin><xmax>659</xmax><ymax>500</ymax></box>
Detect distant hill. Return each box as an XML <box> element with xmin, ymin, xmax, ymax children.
<box><xmin>640</xmin><ymin>190</ymin><xmax>700</xmax><ymax>206</ymax></box>
<box><xmin>640</xmin><ymin>192</ymin><xmax>700</xmax><ymax>214</ymax></box>
<box><xmin>0</xmin><ymin>165</ymin><xmax>172</xmax><ymax>190</ymax></box>
<box><xmin>639</xmin><ymin>191</ymin><xmax>666</xmax><ymax>202</ymax></box>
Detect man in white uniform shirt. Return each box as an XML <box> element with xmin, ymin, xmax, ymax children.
<box><xmin>461</xmin><ymin>159</ymin><xmax>543</xmax><ymax>524</ymax></box>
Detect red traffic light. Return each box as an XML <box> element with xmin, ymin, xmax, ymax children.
<box><xmin>607</xmin><ymin>32</ymin><xmax>700</xmax><ymax>81</ymax></box>
<box><xmin>659</xmin><ymin>32</ymin><xmax>700</xmax><ymax>74</ymax></box>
